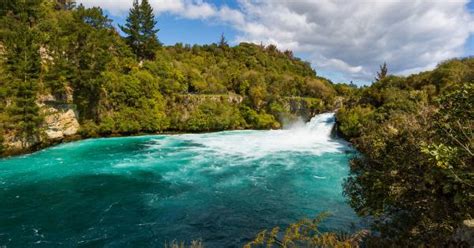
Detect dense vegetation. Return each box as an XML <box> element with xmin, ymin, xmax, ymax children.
<box><xmin>0</xmin><ymin>0</ymin><xmax>336</xmax><ymax>154</ymax></box>
<box><xmin>337</xmin><ymin>58</ymin><xmax>474</xmax><ymax>246</ymax></box>
<box><xmin>1</xmin><ymin>0</ymin><xmax>472</xmax><ymax>246</ymax></box>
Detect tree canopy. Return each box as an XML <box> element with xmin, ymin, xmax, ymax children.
<box><xmin>0</xmin><ymin>0</ymin><xmax>336</xmax><ymax>152</ymax></box>
<box><xmin>337</xmin><ymin>57</ymin><xmax>474</xmax><ymax>246</ymax></box>
<box><xmin>120</xmin><ymin>0</ymin><xmax>160</xmax><ymax>60</ymax></box>
<box><xmin>374</xmin><ymin>62</ymin><xmax>388</xmax><ymax>82</ymax></box>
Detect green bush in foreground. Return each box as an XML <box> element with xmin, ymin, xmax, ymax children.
<box><xmin>164</xmin><ymin>240</ymin><xmax>204</xmax><ymax>248</ymax></box>
<box><xmin>245</xmin><ymin>213</ymin><xmax>368</xmax><ymax>248</ymax></box>
<box><xmin>338</xmin><ymin>59</ymin><xmax>474</xmax><ymax>246</ymax></box>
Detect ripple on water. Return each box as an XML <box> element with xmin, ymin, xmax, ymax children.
<box><xmin>0</xmin><ymin>113</ymin><xmax>362</xmax><ymax>247</ymax></box>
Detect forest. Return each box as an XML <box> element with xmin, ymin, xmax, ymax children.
<box><xmin>0</xmin><ymin>0</ymin><xmax>473</xmax><ymax>247</ymax></box>
<box><xmin>0</xmin><ymin>0</ymin><xmax>335</xmax><ymax>155</ymax></box>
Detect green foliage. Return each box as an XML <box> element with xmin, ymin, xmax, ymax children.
<box><xmin>336</xmin><ymin>106</ymin><xmax>374</xmax><ymax>138</ymax></box>
<box><xmin>78</xmin><ymin>119</ymin><xmax>99</xmax><ymax>137</ymax></box>
<box><xmin>241</xmin><ymin>106</ymin><xmax>280</xmax><ymax>129</ymax></box>
<box><xmin>245</xmin><ymin>213</ymin><xmax>369</xmax><ymax>248</ymax></box>
<box><xmin>0</xmin><ymin>2</ymin><xmax>336</xmax><ymax>150</ymax></box>
<box><xmin>338</xmin><ymin>58</ymin><xmax>474</xmax><ymax>246</ymax></box>
<box><xmin>374</xmin><ymin>62</ymin><xmax>388</xmax><ymax>82</ymax></box>
<box><xmin>420</xmin><ymin>143</ymin><xmax>458</xmax><ymax>169</ymax></box>
<box><xmin>0</xmin><ymin>0</ymin><xmax>44</xmax><ymax>142</ymax></box>
<box><xmin>0</xmin><ymin>132</ymin><xmax>4</xmax><ymax>154</ymax></box>
<box><xmin>120</xmin><ymin>0</ymin><xmax>160</xmax><ymax>60</ymax></box>
<box><xmin>120</xmin><ymin>0</ymin><xmax>141</xmax><ymax>56</ymax></box>
<box><xmin>183</xmin><ymin>100</ymin><xmax>245</xmax><ymax>132</ymax></box>
<box><xmin>95</xmin><ymin>69</ymin><xmax>169</xmax><ymax>135</ymax></box>
<box><xmin>164</xmin><ymin>240</ymin><xmax>203</xmax><ymax>248</ymax></box>
<box><xmin>55</xmin><ymin>0</ymin><xmax>76</xmax><ymax>10</ymax></box>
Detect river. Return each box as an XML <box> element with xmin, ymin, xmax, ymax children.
<box><xmin>0</xmin><ymin>113</ymin><xmax>360</xmax><ymax>247</ymax></box>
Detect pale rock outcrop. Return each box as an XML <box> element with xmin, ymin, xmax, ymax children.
<box><xmin>38</xmin><ymin>90</ymin><xmax>79</xmax><ymax>140</ymax></box>
<box><xmin>43</xmin><ymin>106</ymin><xmax>79</xmax><ymax>140</ymax></box>
<box><xmin>3</xmin><ymin>133</ymin><xmax>40</xmax><ymax>151</ymax></box>
<box><xmin>2</xmin><ymin>93</ymin><xmax>80</xmax><ymax>154</ymax></box>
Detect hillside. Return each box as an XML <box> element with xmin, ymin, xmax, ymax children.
<box><xmin>0</xmin><ymin>2</ymin><xmax>336</xmax><ymax>156</ymax></box>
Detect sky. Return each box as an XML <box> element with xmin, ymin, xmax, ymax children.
<box><xmin>78</xmin><ymin>0</ymin><xmax>474</xmax><ymax>85</ymax></box>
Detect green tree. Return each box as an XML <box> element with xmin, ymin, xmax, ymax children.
<box><xmin>55</xmin><ymin>0</ymin><xmax>76</xmax><ymax>10</ymax></box>
<box><xmin>140</xmin><ymin>0</ymin><xmax>160</xmax><ymax>59</ymax></box>
<box><xmin>1</xmin><ymin>0</ymin><xmax>43</xmax><ymax>145</ymax></box>
<box><xmin>374</xmin><ymin>62</ymin><xmax>388</xmax><ymax>82</ymax></box>
<box><xmin>120</xmin><ymin>0</ymin><xmax>160</xmax><ymax>60</ymax></box>
<box><xmin>219</xmin><ymin>33</ymin><xmax>228</xmax><ymax>48</ymax></box>
<box><xmin>68</xmin><ymin>5</ymin><xmax>121</xmax><ymax>121</ymax></box>
<box><xmin>120</xmin><ymin>0</ymin><xmax>141</xmax><ymax>57</ymax></box>
<box><xmin>339</xmin><ymin>59</ymin><xmax>474</xmax><ymax>246</ymax></box>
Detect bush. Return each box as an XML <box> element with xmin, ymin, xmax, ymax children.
<box><xmin>245</xmin><ymin>213</ymin><xmax>368</xmax><ymax>248</ymax></box>
<box><xmin>339</xmin><ymin>59</ymin><xmax>474</xmax><ymax>246</ymax></box>
<box><xmin>336</xmin><ymin>106</ymin><xmax>374</xmax><ymax>138</ymax></box>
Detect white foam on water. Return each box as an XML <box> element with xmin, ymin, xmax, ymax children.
<box><xmin>113</xmin><ymin>112</ymin><xmax>347</xmax><ymax>172</ymax></box>
<box><xmin>174</xmin><ymin>112</ymin><xmax>345</xmax><ymax>159</ymax></box>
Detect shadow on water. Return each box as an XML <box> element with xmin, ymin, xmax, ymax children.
<box><xmin>0</xmin><ymin>173</ymin><xmax>170</xmax><ymax>247</ymax></box>
<box><xmin>0</xmin><ymin>168</ymin><xmax>360</xmax><ymax>247</ymax></box>
<box><xmin>2</xmin><ymin>170</ymin><xmax>264</xmax><ymax>247</ymax></box>
<box><xmin>0</xmin><ymin>113</ymin><xmax>363</xmax><ymax>247</ymax></box>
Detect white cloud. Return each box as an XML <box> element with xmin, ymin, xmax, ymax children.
<box><xmin>217</xmin><ymin>6</ymin><xmax>245</xmax><ymax>26</ymax></box>
<box><xmin>78</xmin><ymin>0</ymin><xmax>474</xmax><ymax>83</ymax></box>
<box><xmin>233</xmin><ymin>0</ymin><xmax>473</xmax><ymax>82</ymax></box>
<box><xmin>79</xmin><ymin>0</ymin><xmax>217</xmax><ymax>18</ymax></box>
<box><xmin>78</xmin><ymin>0</ymin><xmax>132</xmax><ymax>15</ymax></box>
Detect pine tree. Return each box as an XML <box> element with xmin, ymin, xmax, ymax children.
<box><xmin>11</xmin><ymin>30</ymin><xmax>42</xmax><ymax>144</ymax></box>
<box><xmin>375</xmin><ymin>62</ymin><xmax>388</xmax><ymax>82</ymax></box>
<box><xmin>71</xmin><ymin>5</ymin><xmax>115</xmax><ymax>121</ymax></box>
<box><xmin>219</xmin><ymin>33</ymin><xmax>228</xmax><ymax>48</ymax></box>
<box><xmin>1</xmin><ymin>5</ymin><xmax>43</xmax><ymax>145</ymax></box>
<box><xmin>120</xmin><ymin>0</ymin><xmax>142</xmax><ymax>58</ymax></box>
<box><xmin>120</xmin><ymin>0</ymin><xmax>160</xmax><ymax>61</ymax></box>
<box><xmin>140</xmin><ymin>0</ymin><xmax>160</xmax><ymax>59</ymax></box>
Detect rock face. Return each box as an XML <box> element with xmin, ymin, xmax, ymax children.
<box><xmin>175</xmin><ymin>93</ymin><xmax>244</xmax><ymax>105</ymax></box>
<box><xmin>3</xmin><ymin>133</ymin><xmax>41</xmax><ymax>151</ymax></box>
<box><xmin>43</xmin><ymin>105</ymin><xmax>80</xmax><ymax>140</ymax></box>
<box><xmin>38</xmin><ymin>92</ymin><xmax>79</xmax><ymax>141</ymax></box>
<box><xmin>2</xmin><ymin>93</ymin><xmax>80</xmax><ymax>155</ymax></box>
<box><xmin>283</xmin><ymin>97</ymin><xmax>326</xmax><ymax>121</ymax></box>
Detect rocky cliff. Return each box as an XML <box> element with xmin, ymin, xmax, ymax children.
<box><xmin>2</xmin><ymin>94</ymin><xmax>80</xmax><ymax>156</ymax></box>
<box><xmin>42</xmin><ymin>103</ymin><xmax>80</xmax><ymax>141</ymax></box>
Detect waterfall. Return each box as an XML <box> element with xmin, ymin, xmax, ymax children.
<box><xmin>169</xmin><ymin>112</ymin><xmax>343</xmax><ymax>158</ymax></box>
<box><xmin>304</xmin><ymin>112</ymin><xmax>336</xmax><ymax>138</ymax></box>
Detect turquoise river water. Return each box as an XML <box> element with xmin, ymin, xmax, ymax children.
<box><xmin>0</xmin><ymin>113</ymin><xmax>361</xmax><ymax>247</ymax></box>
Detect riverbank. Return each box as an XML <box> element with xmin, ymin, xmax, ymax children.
<box><xmin>2</xmin><ymin>92</ymin><xmax>335</xmax><ymax>158</ymax></box>
<box><xmin>2</xmin><ymin>118</ymin><xmax>342</xmax><ymax>158</ymax></box>
<box><xmin>2</xmin><ymin>110</ymin><xmax>345</xmax><ymax>159</ymax></box>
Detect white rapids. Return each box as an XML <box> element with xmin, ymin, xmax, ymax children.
<box><xmin>161</xmin><ymin>112</ymin><xmax>345</xmax><ymax>159</ymax></box>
